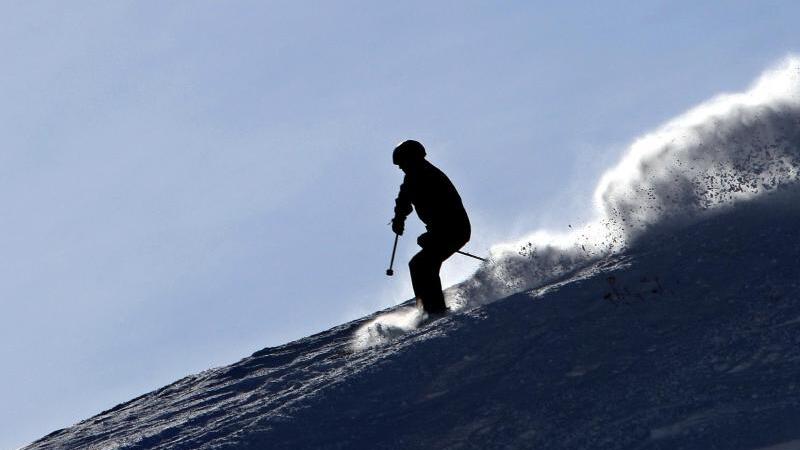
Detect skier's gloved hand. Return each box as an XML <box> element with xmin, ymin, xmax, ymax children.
<box><xmin>391</xmin><ymin>217</ymin><xmax>405</xmax><ymax>236</ymax></box>
<box><xmin>417</xmin><ymin>232</ymin><xmax>431</xmax><ymax>248</ymax></box>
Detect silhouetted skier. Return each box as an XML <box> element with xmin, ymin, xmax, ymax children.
<box><xmin>391</xmin><ymin>140</ymin><xmax>471</xmax><ymax>315</ymax></box>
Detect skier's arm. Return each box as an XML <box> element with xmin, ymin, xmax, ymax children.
<box><xmin>392</xmin><ymin>179</ymin><xmax>412</xmax><ymax>235</ymax></box>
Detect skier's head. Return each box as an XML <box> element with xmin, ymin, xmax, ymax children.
<box><xmin>393</xmin><ymin>140</ymin><xmax>426</xmax><ymax>171</ymax></box>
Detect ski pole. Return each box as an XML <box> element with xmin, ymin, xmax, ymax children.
<box><xmin>386</xmin><ymin>233</ymin><xmax>399</xmax><ymax>276</ymax></box>
<box><xmin>456</xmin><ymin>250</ymin><xmax>487</xmax><ymax>262</ymax></box>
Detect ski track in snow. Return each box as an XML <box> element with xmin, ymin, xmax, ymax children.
<box><xmin>22</xmin><ymin>57</ymin><xmax>800</xmax><ymax>449</ymax></box>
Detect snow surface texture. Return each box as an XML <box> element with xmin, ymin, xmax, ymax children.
<box><xmin>23</xmin><ymin>57</ymin><xmax>800</xmax><ymax>449</ymax></box>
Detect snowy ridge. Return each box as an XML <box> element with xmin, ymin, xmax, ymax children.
<box><xmin>23</xmin><ymin>58</ymin><xmax>800</xmax><ymax>449</ymax></box>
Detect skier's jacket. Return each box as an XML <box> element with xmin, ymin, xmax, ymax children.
<box><xmin>394</xmin><ymin>159</ymin><xmax>471</xmax><ymax>241</ymax></box>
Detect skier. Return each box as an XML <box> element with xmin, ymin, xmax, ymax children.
<box><xmin>390</xmin><ymin>140</ymin><xmax>471</xmax><ymax>315</ymax></box>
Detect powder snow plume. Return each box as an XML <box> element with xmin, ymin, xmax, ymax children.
<box><xmin>450</xmin><ymin>56</ymin><xmax>800</xmax><ymax>308</ymax></box>
<box><xmin>352</xmin><ymin>306</ymin><xmax>426</xmax><ymax>350</ymax></box>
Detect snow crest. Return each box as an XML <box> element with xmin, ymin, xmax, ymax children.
<box><xmin>451</xmin><ymin>56</ymin><xmax>800</xmax><ymax>308</ymax></box>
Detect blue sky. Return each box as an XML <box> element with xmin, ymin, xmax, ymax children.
<box><xmin>2</xmin><ymin>1</ymin><xmax>800</xmax><ymax>448</ymax></box>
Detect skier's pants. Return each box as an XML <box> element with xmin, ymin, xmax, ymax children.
<box><xmin>409</xmin><ymin>231</ymin><xmax>469</xmax><ymax>313</ymax></box>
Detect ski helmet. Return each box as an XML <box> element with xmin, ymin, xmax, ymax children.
<box><xmin>392</xmin><ymin>140</ymin><xmax>426</xmax><ymax>165</ymax></box>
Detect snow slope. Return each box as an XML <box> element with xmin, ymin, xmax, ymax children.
<box><xmin>23</xmin><ymin>58</ymin><xmax>800</xmax><ymax>449</ymax></box>
<box><xmin>24</xmin><ymin>188</ymin><xmax>800</xmax><ymax>450</ymax></box>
